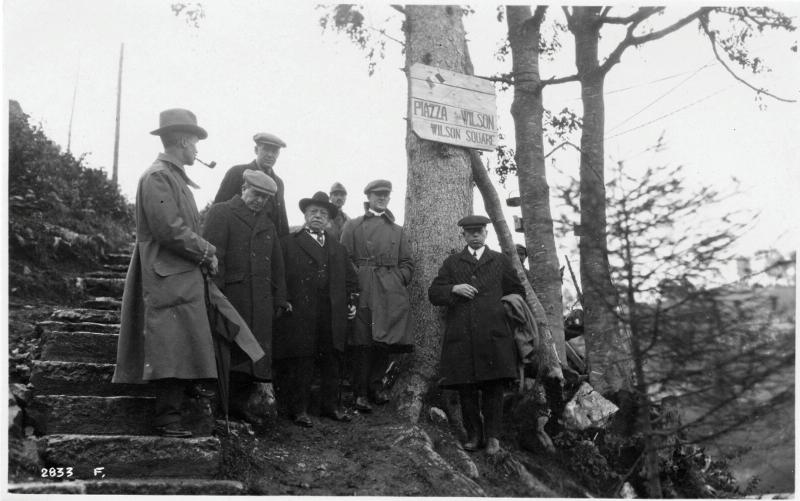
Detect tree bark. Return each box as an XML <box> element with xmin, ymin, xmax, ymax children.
<box><xmin>394</xmin><ymin>5</ymin><xmax>474</xmax><ymax>421</ymax></box>
<box><xmin>569</xmin><ymin>7</ymin><xmax>633</xmax><ymax>395</ymax></box>
<box><xmin>506</xmin><ymin>6</ymin><xmax>566</xmax><ymax>364</ymax></box>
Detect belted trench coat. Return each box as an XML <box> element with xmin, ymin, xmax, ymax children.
<box><xmin>340</xmin><ymin>209</ymin><xmax>414</xmax><ymax>351</ymax></box>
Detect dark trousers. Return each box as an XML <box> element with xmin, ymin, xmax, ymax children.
<box><xmin>458</xmin><ymin>380</ymin><xmax>505</xmax><ymax>441</ymax></box>
<box><xmin>351</xmin><ymin>344</ymin><xmax>390</xmax><ymax>398</ymax></box>
<box><xmin>274</xmin><ymin>299</ymin><xmax>341</xmax><ymax>417</ymax></box>
<box><xmin>153</xmin><ymin>378</ymin><xmax>187</xmax><ymax>427</ymax></box>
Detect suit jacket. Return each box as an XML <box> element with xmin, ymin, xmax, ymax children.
<box><xmin>214</xmin><ymin>161</ymin><xmax>289</xmax><ymax>237</ymax></box>
<box><xmin>273</xmin><ymin>229</ymin><xmax>359</xmax><ymax>359</ymax></box>
<box><xmin>203</xmin><ymin>195</ymin><xmax>288</xmax><ymax>380</ymax></box>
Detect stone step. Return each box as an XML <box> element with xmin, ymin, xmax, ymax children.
<box><xmin>51</xmin><ymin>308</ymin><xmax>120</xmax><ymax>324</ymax></box>
<box><xmin>85</xmin><ymin>270</ymin><xmax>127</xmax><ymax>279</ymax></box>
<box><xmin>37</xmin><ymin>320</ymin><xmax>120</xmax><ymax>334</ymax></box>
<box><xmin>40</xmin><ymin>331</ymin><xmax>117</xmax><ymax>363</ymax></box>
<box><xmin>103</xmin><ymin>253</ymin><xmax>132</xmax><ymax>266</ymax></box>
<box><xmin>37</xmin><ymin>434</ymin><xmax>221</xmax><ymax>479</ymax></box>
<box><xmin>31</xmin><ymin>361</ymin><xmax>142</xmax><ymax>396</ymax></box>
<box><xmin>9</xmin><ymin>478</ymin><xmax>244</xmax><ymax>495</ymax></box>
<box><xmin>82</xmin><ymin>297</ymin><xmax>122</xmax><ymax>311</ymax></box>
<box><xmin>28</xmin><ymin>395</ymin><xmax>214</xmax><ymax>437</ymax></box>
<box><xmin>82</xmin><ymin>277</ymin><xmax>125</xmax><ymax>298</ymax></box>
<box><xmin>103</xmin><ymin>263</ymin><xmax>130</xmax><ymax>273</ymax></box>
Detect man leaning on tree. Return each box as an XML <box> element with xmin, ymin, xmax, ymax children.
<box><xmin>340</xmin><ymin>179</ymin><xmax>414</xmax><ymax>413</ymax></box>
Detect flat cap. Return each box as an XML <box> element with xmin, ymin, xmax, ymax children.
<box><xmin>242</xmin><ymin>169</ymin><xmax>277</xmax><ymax>195</ymax></box>
<box><xmin>457</xmin><ymin>215</ymin><xmax>491</xmax><ymax>228</ymax></box>
<box><xmin>253</xmin><ymin>132</ymin><xmax>287</xmax><ymax>148</ymax></box>
<box><xmin>364</xmin><ymin>179</ymin><xmax>392</xmax><ymax>194</ymax></box>
<box><xmin>330</xmin><ymin>182</ymin><xmax>347</xmax><ymax>194</ymax></box>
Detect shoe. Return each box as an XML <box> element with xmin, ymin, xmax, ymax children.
<box><xmin>354</xmin><ymin>396</ymin><xmax>373</xmax><ymax>413</ymax></box>
<box><xmin>154</xmin><ymin>423</ymin><xmax>193</xmax><ymax>438</ymax></box>
<box><xmin>185</xmin><ymin>384</ymin><xmax>215</xmax><ymax>399</ymax></box>
<box><xmin>463</xmin><ymin>435</ymin><xmax>482</xmax><ymax>452</ymax></box>
<box><xmin>293</xmin><ymin>413</ymin><xmax>313</xmax><ymax>428</ymax></box>
<box><xmin>321</xmin><ymin>407</ymin><xmax>352</xmax><ymax>422</ymax></box>
<box><xmin>486</xmin><ymin>437</ymin><xmax>502</xmax><ymax>455</ymax></box>
<box><xmin>369</xmin><ymin>389</ymin><xmax>390</xmax><ymax>405</ymax></box>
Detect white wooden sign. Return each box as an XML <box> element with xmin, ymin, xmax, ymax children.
<box><xmin>408</xmin><ymin>63</ymin><xmax>498</xmax><ymax>151</ymax></box>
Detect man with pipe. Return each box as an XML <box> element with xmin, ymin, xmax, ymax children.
<box><xmin>113</xmin><ymin>109</ymin><xmax>263</xmax><ymax>437</ymax></box>
<box><xmin>214</xmin><ymin>133</ymin><xmax>289</xmax><ymax>237</ymax></box>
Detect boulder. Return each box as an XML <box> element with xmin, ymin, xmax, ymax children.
<box><xmin>562</xmin><ymin>382</ymin><xmax>619</xmax><ymax>430</ymax></box>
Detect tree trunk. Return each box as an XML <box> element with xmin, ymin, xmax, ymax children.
<box><xmin>394</xmin><ymin>5</ymin><xmax>474</xmax><ymax>421</ymax></box>
<box><xmin>569</xmin><ymin>7</ymin><xmax>633</xmax><ymax>395</ymax></box>
<box><xmin>506</xmin><ymin>6</ymin><xmax>566</xmax><ymax>364</ymax></box>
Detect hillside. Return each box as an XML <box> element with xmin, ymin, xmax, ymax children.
<box><xmin>7</xmin><ymin>100</ymin><xmax>762</xmax><ymax>497</ymax></box>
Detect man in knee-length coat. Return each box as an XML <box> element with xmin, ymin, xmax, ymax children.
<box><xmin>113</xmin><ymin>109</ymin><xmax>263</xmax><ymax>438</ymax></box>
<box><xmin>340</xmin><ymin>179</ymin><xmax>414</xmax><ymax>412</ymax></box>
<box><xmin>273</xmin><ymin>192</ymin><xmax>359</xmax><ymax>427</ymax></box>
<box><xmin>428</xmin><ymin>215</ymin><xmax>525</xmax><ymax>455</ymax></box>
<box><xmin>202</xmin><ymin>169</ymin><xmax>288</xmax><ymax>422</ymax></box>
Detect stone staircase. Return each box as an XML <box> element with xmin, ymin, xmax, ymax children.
<box><xmin>9</xmin><ymin>250</ymin><xmax>245</xmax><ymax>495</ymax></box>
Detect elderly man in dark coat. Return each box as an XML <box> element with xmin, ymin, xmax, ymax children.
<box><xmin>273</xmin><ymin>192</ymin><xmax>359</xmax><ymax>427</ymax></box>
<box><xmin>113</xmin><ymin>109</ymin><xmax>264</xmax><ymax>438</ymax></box>
<box><xmin>214</xmin><ymin>133</ymin><xmax>289</xmax><ymax>236</ymax></box>
<box><xmin>203</xmin><ymin>169</ymin><xmax>288</xmax><ymax>423</ymax></box>
<box><xmin>428</xmin><ymin>215</ymin><xmax>525</xmax><ymax>455</ymax></box>
<box><xmin>340</xmin><ymin>179</ymin><xmax>414</xmax><ymax>413</ymax></box>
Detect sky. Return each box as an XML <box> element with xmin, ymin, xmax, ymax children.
<box><xmin>4</xmin><ymin>1</ymin><xmax>799</xmax><ymax>283</ymax></box>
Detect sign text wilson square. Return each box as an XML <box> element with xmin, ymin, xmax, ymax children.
<box><xmin>408</xmin><ymin>63</ymin><xmax>498</xmax><ymax>151</ymax></box>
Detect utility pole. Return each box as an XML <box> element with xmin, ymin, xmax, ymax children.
<box><xmin>67</xmin><ymin>59</ymin><xmax>80</xmax><ymax>155</ymax></box>
<box><xmin>112</xmin><ymin>43</ymin><xmax>124</xmax><ymax>186</ymax></box>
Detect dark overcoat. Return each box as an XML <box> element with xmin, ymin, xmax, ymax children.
<box><xmin>273</xmin><ymin>229</ymin><xmax>359</xmax><ymax>359</ymax></box>
<box><xmin>202</xmin><ymin>195</ymin><xmax>288</xmax><ymax>380</ymax></box>
<box><xmin>213</xmin><ymin>161</ymin><xmax>289</xmax><ymax>237</ymax></box>
<box><xmin>340</xmin><ymin>209</ymin><xmax>414</xmax><ymax>350</ymax></box>
<box><xmin>428</xmin><ymin>246</ymin><xmax>526</xmax><ymax>387</ymax></box>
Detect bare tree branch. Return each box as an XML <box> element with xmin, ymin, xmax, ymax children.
<box><xmin>700</xmin><ymin>15</ymin><xmax>797</xmax><ymax>103</ymax></box>
<box><xmin>600</xmin><ymin>8</ymin><xmax>710</xmax><ymax>75</ymax></box>
<box><xmin>544</xmin><ymin>140</ymin><xmax>581</xmax><ymax>159</ymax></box>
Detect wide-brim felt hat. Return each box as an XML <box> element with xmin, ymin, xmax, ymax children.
<box><xmin>150</xmin><ymin>108</ymin><xmax>208</xmax><ymax>139</ymax></box>
<box><xmin>299</xmin><ymin>191</ymin><xmax>339</xmax><ymax>219</ymax></box>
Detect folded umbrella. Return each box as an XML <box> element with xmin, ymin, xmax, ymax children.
<box><xmin>203</xmin><ymin>273</ymin><xmax>265</xmax><ymax>432</ymax></box>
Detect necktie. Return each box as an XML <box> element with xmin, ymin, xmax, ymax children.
<box><xmin>472</xmin><ymin>250</ymin><xmax>478</xmax><ymax>260</ymax></box>
<box><xmin>308</xmin><ymin>228</ymin><xmax>324</xmax><ymax>246</ymax></box>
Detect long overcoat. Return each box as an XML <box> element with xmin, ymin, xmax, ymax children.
<box><xmin>113</xmin><ymin>153</ymin><xmax>219</xmax><ymax>383</ymax></box>
<box><xmin>340</xmin><ymin>209</ymin><xmax>414</xmax><ymax>351</ymax></box>
<box><xmin>202</xmin><ymin>195</ymin><xmax>288</xmax><ymax>380</ymax></box>
<box><xmin>428</xmin><ymin>246</ymin><xmax>526</xmax><ymax>387</ymax></box>
<box><xmin>213</xmin><ymin>161</ymin><xmax>289</xmax><ymax>237</ymax></box>
<box><xmin>273</xmin><ymin>229</ymin><xmax>359</xmax><ymax>359</ymax></box>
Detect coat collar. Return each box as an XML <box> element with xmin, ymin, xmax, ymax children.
<box><xmin>459</xmin><ymin>245</ymin><xmax>494</xmax><ymax>267</ymax></box>
<box><xmin>229</xmin><ymin>195</ymin><xmax>274</xmax><ymax>232</ymax></box>
<box><xmin>292</xmin><ymin>228</ymin><xmax>327</xmax><ymax>264</ymax></box>
<box><xmin>362</xmin><ymin>202</ymin><xmax>396</xmax><ymax>223</ymax></box>
<box><xmin>156</xmin><ymin>152</ymin><xmax>200</xmax><ymax>189</ymax></box>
